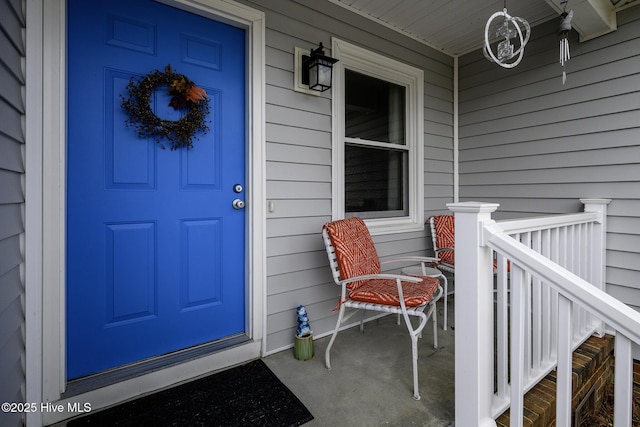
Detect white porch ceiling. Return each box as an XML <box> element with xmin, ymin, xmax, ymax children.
<box><xmin>328</xmin><ymin>0</ymin><xmax>640</xmax><ymax>56</ymax></box>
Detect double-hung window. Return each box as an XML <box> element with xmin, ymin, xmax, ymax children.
<box><xmin>331</xmin><ymin>39</ymin><xmax>424</xmax><ymax>234</ymax></box>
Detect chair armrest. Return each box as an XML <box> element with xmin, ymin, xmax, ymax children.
<box><xmin>380</xmin><ymin>256</ymin><xmax>440</xmax><ymax>265</ymax></box>
<box><xmin>434</xmin><ymin>248</ymin><xmax>454</xmax><ymax>254</ymax></box>
<box><xmin>339</xmin><ymin>273</ymin><xmax>423</xmax><ymax>285</ymax></box>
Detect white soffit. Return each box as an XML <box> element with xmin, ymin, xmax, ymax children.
<box><xmin>328</xmin><ymin>0</ymin><xmax>637</xmax><ymax>56</ymax></box>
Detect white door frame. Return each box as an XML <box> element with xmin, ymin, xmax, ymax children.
<box><xmin>25</xmin><ymin>1</ymin><xmax>265</xmax><ymax>425</ymax></box>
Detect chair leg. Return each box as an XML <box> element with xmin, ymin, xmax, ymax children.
<box><xmin>411</xmin><ymin>333</ymin><xmax>420</xmax><ymax>400</ymax></box>
<box><xmin>441</xmin><ymin>274</ymin><xmax>449</xmax><ymax>331</ymax></box>
<box><xmin>432</xmin><ymin>304</ymin><xmax>438</xmax><ymax>349</ymax></box>
<box><xmin>325</xmin><ymin>304</ymin><xmax>346</xmax><ymax>370</ymax></box>
<box><xmin>399</xmin><ymin>308</ymin><xmax>428</xmax><ymax>400</ymax></box>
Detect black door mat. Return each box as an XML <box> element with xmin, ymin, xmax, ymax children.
<box><xmin>68</xmin><ymin>359</ymin><xmax>314</xmax><ymax>426</ymax></box>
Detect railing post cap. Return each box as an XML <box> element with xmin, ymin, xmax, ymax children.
<box><xmin>580</xmin><ymin>198</ymin><xmax>612</xmax><ymax>205</ymax></box>
<box><xmin>447</xmin><ymin>201</ymin><xmax>500</xmax><ymax>214</ymax></box>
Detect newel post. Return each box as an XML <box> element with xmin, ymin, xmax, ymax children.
<box><xmin>580</xmin><ymin>199</ymin><xmax>611</xmax><ymax>293</ymax></box>
<box><xmin>581</xmin><ymin>198</ymin><xmax>611</xmax><ymax>337</ymax></box>
<box><xmin>448</xmin><ymin>202</ymin><xmax>499</xmax><ymax>427</ymax></box>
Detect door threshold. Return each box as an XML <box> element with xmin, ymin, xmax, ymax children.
<box><xmin>63</xmin><ymin>334</ymin><xmax>250</xmax><ymax>398</ymax></box>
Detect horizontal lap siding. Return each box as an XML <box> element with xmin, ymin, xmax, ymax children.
<box><xmin>458</xmin><ymin>8</ymin><xmax>640</xmax><ymax>312</ymax></box>
<box><xmin>0</xmin><ymin>0</ymin><xmax>26</xmax><ymax>426</ymax></box>
<box><xmin>239</xmin><ymin>0</ymin><xmax>454</xmax><ymax>353</ymax></box>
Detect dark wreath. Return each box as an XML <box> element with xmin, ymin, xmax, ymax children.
<box><xmin>121</xmin><ymin>65</ymin><xmax>210</xmax><ymax>150</ymax></box>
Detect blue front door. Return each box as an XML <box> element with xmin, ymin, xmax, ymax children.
<box><xmin>66</xmin><ymin>0</ymin><xmax>246</xmax><ymax>379</ymax></box>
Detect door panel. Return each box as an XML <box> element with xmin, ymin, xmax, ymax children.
<box><xmin>67</xmin><ymin>0</ymin><xmax>246</xmax><ymax>379</ymax></box>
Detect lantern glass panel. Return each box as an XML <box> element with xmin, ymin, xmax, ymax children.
<box><xmin>308</xmin><ymin>58</ymin><xmax>333</xmax><ymax>91</ymax></box>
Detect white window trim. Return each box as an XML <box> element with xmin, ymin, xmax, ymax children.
<box><xmin>331</xmin><ymin>38</ymin><xmax>424</xmax><ymax>235</ymax></box>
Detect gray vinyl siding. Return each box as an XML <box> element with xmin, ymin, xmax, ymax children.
<box><xmin>237</xmin><ymin>0</ymin><xmax>454</xmax><ymax>352</ymax></box>
<box><xmin>458</xmin><ymin>7</ymin><xmax>640</xmax><ymax>312</ymax></box>
<box><xmin>0</xmin><ymin>0</ymin><xmax>26</xmax><ymax>426</ymax></box>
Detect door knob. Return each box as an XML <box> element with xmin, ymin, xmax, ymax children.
<box><xmin>232</xmin><ymin>198</ymin><xmax>245</xmax><ymax>210</ymax></box>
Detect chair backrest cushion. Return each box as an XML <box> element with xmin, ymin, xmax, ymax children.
<box><xmin>323</xmin><ymin>217</ymin><xmax>380</xmax><ymax>290</ymax></box>
<box><xmin>431</xmin><ymin>215</ymin><xmax>455</xmax><ymax>266</ymax></box>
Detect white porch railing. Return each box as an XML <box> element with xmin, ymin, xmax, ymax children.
<box><xmin>449</xmin><ymin>199</ymin><xmax>640</xmax><ymax>427</ymax></box>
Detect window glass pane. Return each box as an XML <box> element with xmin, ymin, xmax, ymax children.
<box><xmin>345</xmin><ymin>70</ymin><xmax>405</xmax><ymax>145</ymax></box>
<box><xmin>345</xmin><ymin>144</ymin><xmax>408</xmax><ymax>218</ymax></box>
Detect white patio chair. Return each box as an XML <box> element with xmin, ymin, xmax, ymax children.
<box><xmin>322</xmin><ymin>217</ymin><xmax>443</xmax><ymax>400</ymax></box>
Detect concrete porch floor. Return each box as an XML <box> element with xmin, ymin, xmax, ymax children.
<box><xmin>263</xmin><ymin>298</ymin><xmax>456</xmax><ymax>427</ymax></box>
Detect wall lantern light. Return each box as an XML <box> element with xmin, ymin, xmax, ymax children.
<box><xmin>301</xmin><ymin>42</ymin><xmax>338</xmax><ymax>92</ymax></box>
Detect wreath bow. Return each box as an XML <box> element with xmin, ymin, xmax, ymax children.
<box><xmin>121</xmin><ymin>65</ymin><xmax>210</xmax><ymax>150</ymax></box>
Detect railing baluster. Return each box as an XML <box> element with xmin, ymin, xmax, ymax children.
<box><xmin>532</xmin><ymin>230</ymin><xmax>542</xmax><ymax>373</ymax></box>
<box><xmin>569</xmin><ymin>225</ymin><xmax>581</xmax><ymax>343</ymax></box>
<box><xmin>510</xmin><ymin>264</ymin><xmax>526</xmax><ymax>427</ymax></box>
<box><xmin>577</xmin><ymin>225</ymin><xmax>586</xmax><ymax>337</ymax></box>
<box><xmin>561</xmin><ymin>225</ymin><xmax>568</xmax><ymax>269</ymax></box>
<box><xmin>585</xmin><ymin>222</ymin><xmax>594</xmax><ymax>331</ymax></box>
<box><xmin>496</xmin><ymin>253</ymin><xmax>509</xmax><ymax>400</ymax></box>
<box><xmin>541</xmin><ymin>229</ymin><xmax>552</xmax><ymax>365</ymax></box>
<box><xmin>550</xmin><ymin>228</ymin><xmax>559</xmax><ymax>360</ymax></box>
<box><xmin>523</xmin><ymin>232</ymin><xmax>532</xmax><ymax>381</ymax></box>
<box><xmin>575</xmin><ymin>224</ymin><xmax>584</xmax><ymax>337</ymax></box>
<box><xmin>556</xmin><ymin>295</ymin><xmax>573</xmax><ymax>427</ymax></box>
<box><xmin>614</xmin><ymin>334</ymin><xmax>633</xmax><ymax>427</ymax></box>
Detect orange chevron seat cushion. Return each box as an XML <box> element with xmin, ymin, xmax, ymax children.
<box><xmin>324</xmin><ymin>217</ymin><xmax>440</xmax><ymax>306</ymax></box>
<box><xmin>347</xmin><ymin>276</ymin><xmax>440</xmax><ymax>307</ymax></box>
